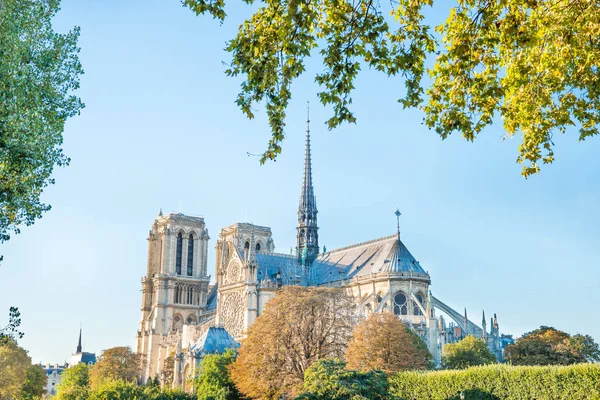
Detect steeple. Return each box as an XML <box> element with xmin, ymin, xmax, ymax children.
<box><xmin>296</xmin><ymin>102</ymin><xmax>319</xmax><ymax>265</ymax></box>
<box><xmin>76</xmin><ymin>327</ymin><xmax>82</xmax><ymax>353</ymax></box>
<box><xmin>482</xmin><ymin>310</ymin><xmax>487</xmax><ymax>340</ymax></box>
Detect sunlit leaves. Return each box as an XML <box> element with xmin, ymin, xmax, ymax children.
<box><xmin>185</xmin><ymin>0</ymin><xmax>600</xmax><ymax>176</ymax></box>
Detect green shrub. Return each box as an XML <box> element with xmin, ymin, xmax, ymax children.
<box><xmin>389</xmin><ymin>363</ymin><xmax>600</xmax><ymax>400</ymax></box>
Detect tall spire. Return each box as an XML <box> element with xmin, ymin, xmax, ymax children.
<box><xmin>395</xmin><ymin>209</ymin><xmax>401</xmax><ymax>241</ymax></box>
<box><xmin>296</xmin><ymin>102</ymin><xmax>319</xmax><ymax>265</ymax></box>
<box><xmin>76</xmin><ymin>327</ymin><xmax>82</xmax><ymax>353</ymax></box>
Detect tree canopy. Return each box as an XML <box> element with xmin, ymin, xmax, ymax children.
<box><xmin>441</xmin><ymin>335</ymin><xmax>496</xmax><ymax>370</ymax></box>
<box><xmin>504</xmin><ymin>326</ymin><xmax>600</xmax><ymax>366</ymax></box>
<box><xmin>20</xmin><ymin>364</ymin><xmax>48</xmax><ymax>399</ymax></box>
<box><xmin>0</xmin><ymin>306</ymin><xmax>24</xmax><ymax>345</ymax></box>
<box><xmin>56</xmin><ymin>363</ymin><xmax>90</xmax><ymax>400</ymax></box>
<box><xmin>0</xmin><ymin>0</ymin><xmax>84</xmax><ymax>256</ymax></box>
<box><xmin>0</xmin><ymin>339</ymin><xmax>31</xmax><ymax>399</ymax></box>
<box><xmin>194</xmin><ymin>348</ymin><xmax>241</xmax><ymax>400</ymax></box>
<box><xmin>295</xmin><ymin>359</ymin><xmax>389</xmax><ymax>400</ymax></box>
<box><xmin>230</xmin><ymin>286</ymin><xmax>356</xmax><ymax>399</ymax></box>
<box><xmin>345</xmin><ymin>311</ymin><xmax>432</xmax><ymax>373</ymax></box>
<box><xmin>184</xmin><ymin>0</ymin><xmax>599</xmax><ymax>177</ymax></box>
<box><xmin>90</xmin><ymin>346</ymin><xmax>141</xmax><ymax>389</ymax></box>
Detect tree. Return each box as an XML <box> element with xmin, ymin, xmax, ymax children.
<box><xmin>504</xmin><ymin>326</ymin><xmax>600</xmax><ymax>366</ymax></box>
<box><xmin>160</xmin><ymin>352</ymin><xmax>175</xmax><ymax>387</ymax></box>
<box><xmin>194</xmin><ymin>349</ymin><xmax>241</xmax><ymax>400</ymax></box>
<box><xmin>88</xmin><ymin>379</ymin><xmax>141</xmax><ymax>400</ymax></box>
<box><xmin>230</xmin><ymin>286</ymin><xmax>356</xmax><ymax>399</ymax></box>
<box><xmin>89</xmin><ymin>346</ymin><xmax>141</xmax><ymax>389</ymax></box>
<box><xmin>345</xmin><ymin>311</ymin><xmax>432</xmax><ymax>373</ymax></box>
<box><xmin>55</xmin><ymin>363</ymin><xmax>90</xmax><ymax>400</ymax></box>
<box><xmin>185</xmin><ymin>0</ymin><xmax>598</xmax><ymax>177</ymax></box>
<box><xmin>0</xmin><ymin>339</ymin><xmax>31</xmax><ymax>399</ymax></box>
<box><xmin>441</xmin><ymin>335</ymin><xmax>496</xmax><ymax>370</ymax></box>
<box><xmin>0</xmin><ymin>306</ymin><xmax>24</xmax><ymax>345</ymax></box>
<box><xmin>20</xmin><ymin>364</ymin><xmax>48</xmax><ymax>399</ymax></box>
<box><xmin>0</xmin><ymin>0</ymin><xmax>84</xmax><ymax>256</ymax></box>
<box><xmin>295</xmin><ymin>359</ymin><xmax>389</xmax><ymax>400</ymax></box>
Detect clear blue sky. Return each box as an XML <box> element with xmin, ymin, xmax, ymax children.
<box><xmin>1</xmin><ymin>0</ymin><xmax>599</xmax><ymax>364</ymax></box>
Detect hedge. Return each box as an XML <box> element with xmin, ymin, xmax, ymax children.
<box><xmin>389</xmin><ymin>363</ymin><xmax>600</xmax><ymax>400</ymax></box>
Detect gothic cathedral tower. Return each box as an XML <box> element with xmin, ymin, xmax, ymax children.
<box><xmin>137</xmin><ymin>212</ymin><xmax>210</xmax><ymax>381</ymax></box>
<box><xmin>296</xmin><ymin>106</ymin><xmax>319</xmax><ymax>265</ymax></box>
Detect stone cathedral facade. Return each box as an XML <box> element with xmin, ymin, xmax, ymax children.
<box><xmin>136</xmin><ymin>118</ymin><xmax>508</xmax><ymax>387</ymax></box>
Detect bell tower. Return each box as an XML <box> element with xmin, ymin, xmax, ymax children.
<box><xmin>296</xmin><ymin>104</ymin><xmax>319</xmax><ymax>265</ymax></box>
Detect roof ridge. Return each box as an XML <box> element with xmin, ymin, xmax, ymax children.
<box><xmin>259</xmin><ymin>252</ymin><xmax>297</xmax><ymax>259</ymax></box>
<box><xmin>324</xmin><ymin>234</ymin><xmax>397</xmax><ymax>254</ymax></box>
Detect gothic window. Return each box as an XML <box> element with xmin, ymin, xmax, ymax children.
<box><xmin>176</xmin><ymin>233</ymin><xmax>183</xmax><ymax>275</ymax></box>
<box><xmin>413</xmin><ymin>292</ymin><xmax>424</xmax><ymax>316</ymax></box>
<box><xmin>173</xmin><ymin>314</ymin><xmax>183</xmax><ymax>331</ymax></box>
<box><xmin>255</xmin><ymin>242</ymin><xmax>261</xmax><ymax>252</ymax></box>
<box><xmin>187</xmin><ymin>287</ymin><xmax>193</xmax><ymax>304</ymax></box>
<box><xmin>376</xmin><ymin>293</ymin><xmax>383</xmax><ymax>304</ymax></box>
<box><xmin>187</xmin><ymin>234</ymin><xmax>194</xmax><ymax>276</ymax></box>
<box><xmin>187</xmin><ymin>315</ymin><xmax>196</xmax><ymax>325</ymax></box>
<box><xmin>244</xmin><ymin>241</ymin><xmax>250</xmax><ymax>250</ymax></box>
<box><xmin>393</xmin><ymin>292</ymin><xmax>408</xmax><ymax>316</ymax></box>
<box><xmin>174</xmin><ymin>285</ymin><xmax>180</xmax><ymax>304</ymax></box>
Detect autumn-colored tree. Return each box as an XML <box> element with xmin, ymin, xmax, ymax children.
<box><xmin>345</xmin><ymin>311</ymin><xmax>432</xmax><ymax>373</ymax></box>
<box><xmin>296</xmin><ymin>359</ymin><xmax>389</xmax><ymax>400</ymax></box>
<box><xmin>160</xmin><ymin>352</ymin><xmax>175</xmax><ymax>386</ymax></box>
<box><xmin>185</xmin><ymin>0</ymin><xmax>599</xmax><ymax>177</ymax></box>
<box><xmin>55</xmin><ymin>362</ymin><xmax>90</xmax><ymax>400</ymax></box>
<box><xmin>441</xmin><ymin>335</ymin><xmax>496</xmax><ymax>370</ymax></box>
<box><xmin>230</xmin><ymin>286</ymin><xmax>356</xmax><ymax>399</ymax></box>
<box><xmin>0</xmin><ymin>339</ymin><xmax>31</xmax><ymax>399</ymax></box>
<box><xmin>504</xmin><ymin>326</ymin><xmax>600</xmax><ymax>366</ymax></box>
<box><xmin>89</xmin><ymin>346</ymin><xmax>141</xmax><ymax>389</ymax></box>
<box><xmin>20</xmin><ymin>364</ymin><xmax>48</xmax><ymax>399</ymax></box>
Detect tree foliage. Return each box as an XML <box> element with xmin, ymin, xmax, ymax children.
<box><xmin>56</xmin><ymin>363</ymin><xmax>90</xmax><ymax>400</ymax></box>
<box><xmin>184</xmin><ymin>0</ymin><xmax>599</xmax><ymax>176</ymax></box>
<box><xmin>0</xmin><ymin>0</ymin><xmax>84</xmax><ymax>254</ymax></box>
<box><xmin>441</xmin><ymin>335</ymin><xmax>496</xmax><ymax>370</ymax></box>
<box><xmin>89</xmin><ymin>346</ymin><xmax>141</xmax><ymax>389</ymax></box>
<box><xmin>0</xmin><ymin>339</ymin><xmax>32</xmax><ymax>399</ymax></box>
<box><xmin>194</xmin><ymin>348</ymin><xmax>241</xmax><ymax>400</ymax></box>
<box><xmin>504</xmin><ymin>326</ymin><xmax>600</xmax><ymax>366</ymax></box>
<box><xmin>346</xmin><ymin>311</ymin><xmax>432</xmax><ymax>373</ymax></box>
<box><xmin>295</xmin><ymin>359</ymin><xmax>389</xmax><ymax>400</ymax></box>
<box><xmin>20</xmin><ymin>364</ymin><xmax>48</xmax><ymax>399</ymax></box>
<box><xmin>0</xmin><ymin>306</ymin><xmax>24</xmax><ymax>345</ymax></box>
<box><xmin>230</xmin><ymin>286</ymin><xmax>356</xmax><ymax>399</ymax></box>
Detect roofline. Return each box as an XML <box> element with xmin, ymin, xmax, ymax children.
<box><xmin>324</xmin><ymin>234</ymin><xmax>397</xmax><ymax>255</ymax></box>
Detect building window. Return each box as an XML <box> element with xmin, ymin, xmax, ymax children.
<box><xmin>176</xmin><ymin>233</ymin><xmax>183</xmax><ymax>275</ymax></box>
<box><xmin>187</xmin><ymin>234</ymin><xmax>194</xmax><ymax>276</ymax></box>
<box><xmin>255</xmin><ymin>242</ymin><xmax>261</xmax><ymax>252</ymax></box>
<box><xmin>413</xmin><ymin>292</ymin><xmax>424</xmax><ymax>316</ymax></box>
<box><xmin>244</xmin><ymin>241</ymin><xmax>250</xmax><ymax>250</ymax></box>
<box><xmin>393</xmin><ymin>292</ymin><xmax>408</xmax><ymax>316</ymax></box>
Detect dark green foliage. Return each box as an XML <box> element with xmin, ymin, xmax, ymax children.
<box><xmin>0</xmin><ymin>0</ymin><xmax>84</xmax><ymax>256</ymax></box>
<box><xmin>86</xmin><ymin>379</ymin><xmax>195</xmax><ymax>400</ymax></box>
<box><xmin>20</xmin><ymin>364</ymin><xmax>48</xmax><ymax>399</ymax></box>
<box><xmin>0</xmin><ymin>307</ymin><xmax>24</xmax><ymax>345</ymax></box>
<box><xmin>295</xmin><ymin>359</ymin><xmax>389</xmax><ymax>400</ymax></box>
<box><xmin>389</xmin><ymin>364</ymin><xmax>600</xmax><ymax>400</ymax></box>
<box><xmin>194</xmin><ymin>349</ymin><xmax>241</xmax><ymax>400</ymax></box>
<box><xmin>504</xmin><ymin>326</ymin><xmax>600</xmax><ymax>366</ymax></box>
<box><xmin>441</xmin><ymin>336</ymin><xmax>496</xmax><ymax>370</ymax></box>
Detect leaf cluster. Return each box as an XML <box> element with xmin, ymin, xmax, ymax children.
<box><xmin>185</xmin><ymin>0</ymin><xmax>600</xmax><ymax>176</ymax></box>
<box><xmin>441</xmin><ymin>335</ymin><xmax>496</xmax><ymax>370</ymax></box>
<box><xmin>0</xmin><ymin>0</ymin><xmax>84</xmax><ymax>254</ymax></box>
<box><xmin>504</xmin><ymin>325</ymin><xmax>600</xmax><ymax>366</ymax></box>
<box><xmin>0</xmin><ymin>306</ymin><xmax>24</xmax><ymax>345</ymax></box>
<box><xmin>193</xmin><ymin>348</ymin><xmax>242</xmax><ymax>400</ymax></box>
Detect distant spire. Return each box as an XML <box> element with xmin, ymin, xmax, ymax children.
<box><xmin>296</xmin><ymin>101</ymin><xmax>319</xmax><ymax>265</ymax></box>
<box><xmin>482</xmin><ymin>310</ymin><xmax>487</xmax><ymax>327</ymax></box>
<box><xmin>463</xmin><ymin>308</ymin><xmax>468</xmax><ymax>336</ymax></box>
<box><xmin>394</xmin><ymin>209</ymin><xmax>401</xmax><ymax>241</ymax></box>
<box><xmin>158</xmin><ymin>208</ymin><xmax>163</xmax><ymax>216</ymax></box>
<box><xmin>493</xmin><ymin>313</ymin><xmax>499</xmax><ymax>330</ymax></box>
<box><xmin>482</xmin><ymin>310</ymin><xmax>487</xmax><ymax>339</ymax></box>
<box><xmin>76</xmin><ymin>327</ymin><xmax>82</xmax><ymax>353</ymax></box>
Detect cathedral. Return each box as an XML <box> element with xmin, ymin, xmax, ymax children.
<box><xmin>136</xmin><ymin>116</ymin><xmax>508</xmax><ymax>387</ymax></box>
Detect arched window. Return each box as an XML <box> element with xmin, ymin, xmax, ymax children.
<box><xmin>173</xmin><ymin>314</ymin><xmax>183</xmax><ymax>331</ymax></box>
<box><xmin>187</xmin><ymin>234</ymin><xmax>194</xmax><ymax>276</ymax></box>
<box><xmin>376</xmin><ymin>293</ymin><xmax>383</xmax><ymax>304</ymax></box>
<box><xmin>364</xmin><ymin>303</ymin><xmax>372</xmax><ymax>315</ymax></box>
<box><xmin>393</xmin><ymin>292</ymin><xmax>408</xmax><ymax>316</ymax></box>
<box><xmin>413</xmin><ymin>292</ymin><xmax>424</xmax><ymax>316</ymax></box>
<box><xmin>255</xmin><ymin>242</ymin><xmax>261</xmax><ymax>252</ymax></box>
<box><xmin>175</xmin><ymin>233</ymin><xmax>183</xmax><ymax>275</ymax></box>
<box><xmin>187</xmin><ymin>315</ymin><xmax>196</xmax><ymax>325</ymax></box>
<box><xmin>187</xmin><ymin>286</ymin><xmax>193</xmax><ymax>304</ymax></box>
<box><xmin>244</xmin><ymin>241</ymin><xmax>250</xmax><ymax>250</ymax></box>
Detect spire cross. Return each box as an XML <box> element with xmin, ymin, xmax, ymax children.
<box><xmin>394</xmin><ymin>209</ymin><xmax>401</xmax><ymax>241</ymax></box>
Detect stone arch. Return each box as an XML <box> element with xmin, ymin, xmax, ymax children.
<box><xmin>413</xmin><ymin>291</ymin><xmax>425</xmax><ymax>316</ymax></box>
<box><xmin>173</xmin><ymin>313</ymin><xmax>184</xmax><ymax>331</ymax></box>
<box><xmin>186</xmin><ymin>314</ymin><xmax>197</xmax><ymax>325</ymax></box>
